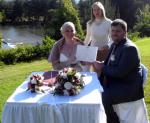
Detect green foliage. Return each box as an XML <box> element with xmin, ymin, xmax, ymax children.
<box><xmin>15</xmin><ymin>45</ymin><xmax>35</xmax><ymax>62</ymax></box>
<box><xmin>0</xmin><ymin>0</ymin><xmax>84</xmax><ymax>40</ymax></box>
<box><xmin>0</xmin><ymin>11</ymin><xmax>3</xmax><ymax>22</ymax></box>
<box><xmin>0</xmin><ymin>33</ymin><xmax>2</xmax><ymax>49</ymax></box>
<box><xmin>135</xmin><ymin>37</ymin><xmax>150</xmax><ymax>117</ymax></box>
<box><xmin>0</xmin><ymin>48</ymin><xmax>17</xmax><ymax>64</ymax></box>
<box><xmin>60</xmin><ymin>0</ymin><xmax>83</xmax><ymax>38</ymax></box>
<box><xmin>128</xmin><ymin>31</ymin><xmax>140</xmax><ymax>42</ymax></box>
<box><xmin>134</xmin><ymin>4</ymin><xmax>150</xmax><ymax>37</ymax></box>
<box><xmin>0</xmin><ymin>0</ymin><xmax>57</xmax><ymax>24</ymax></box>
<box><xmin>0</xmin><ymin>59</ymin><xmax>51</xmax><ymax>121</ymax></box>
<box><xmin>45</xmin><ymin>0</ymin><xmax>84</xmax><ymax>40</ymax></box>
<box><xmin>42</xmin><ymin>36</ymin><xmax>55</xmax><ymax>46</ymax></box>
<box><xmin>0</xmin><ymin>38</ymin><xmax>150</xmax><ymax>121</ymax></box>
<box><xmin>0</xmin><ymin>36</ymin><xmax>55</xmax><ymax>64</ymax></box>
<box><xmin>78</xmin><ymin>0</ymin><xmax>120</xmax><ymax>29</ymax></box>
<box><xmin>110</xmin><ymin>0</ymin><xmax>148</xmax><ymax>29</ymax></box>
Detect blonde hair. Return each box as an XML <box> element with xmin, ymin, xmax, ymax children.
<box><xmin>89</xmin><ymin>2</ymin><xmax>106</xmax><ymax>24</ymax></box>
<box><xmin>60</xmin><ymin>22</ymin><xmax>76</xmax><ymax>36</ymax></box>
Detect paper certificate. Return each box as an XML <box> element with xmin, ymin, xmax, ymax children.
<box><xmin>76</xmin><ymin>45</ymin><xmax>98</xmax><ymax>62</ymax></box>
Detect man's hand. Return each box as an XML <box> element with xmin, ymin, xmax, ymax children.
<box><xmin>93</xmin><ymin>61</ymin><xmax>104</xmax><ymax>73</ymax></box>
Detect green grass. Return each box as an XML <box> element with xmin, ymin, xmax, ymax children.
<box><xmin>135</xmin><ymin>37</ymin><xmax>150</xmax><ymax>118</ymax></box>
<box><xmin>0</xmin><ymin>59</ymin><xmax>51</xmax><ymax>122</ymax></box>
<box><xmin>0</xmin><ymin>37</ymin><xmax>150</xmax><ymax>122</ymax></box>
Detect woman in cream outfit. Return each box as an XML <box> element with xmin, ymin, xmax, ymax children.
<box><xmin>48</xmin><ymin>22</ymin><xmax>84</xmax><ymax>71</ymax></box>
<box><xmin>84</xmin><ymin>1</ymin><xmax>112</xmax><ymax>61</ymax></box>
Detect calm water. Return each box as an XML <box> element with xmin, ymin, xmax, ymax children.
<box><xmin>0</xmin><ymin>25</ymin><xmax>44</xmax><ymax>45</ymax></box>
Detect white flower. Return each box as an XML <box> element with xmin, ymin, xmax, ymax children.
<box><xmin>30</xmin><ymin>78</ymin><xmax>37</xmax><ymax>84</ymax></box>
<box><xmin>64</xmin><ymin>82</ymin><xmax>73</xmax><ymax>90</ymax></box>
<box><xmin>38</xmin><ymin>75</ymin><xmax>44</xmax><ymax>83</ymax></box>
<box><xmin>62</xmin><ymin>73</ymin><xmax>67</xmax><ymax>79</ymax></box>
<box><xmin>75</xmin><ymin>72</ymin><xmax>81</xmax><ymax>78</ymax></box>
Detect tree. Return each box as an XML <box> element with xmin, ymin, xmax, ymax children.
<box><xmin>134</xmin><ymin>4</ymin><xmax>150</xmax><ymax>37</ymax></box>
<box><xmin>60</xmin><ymin>0</ymin><xmax>83</xmax><ymax>38</ymax></box>
<box><xmin>12</xmin><ymin>0</ymin><xmax>23</xmax><ymax>23</ymax></box>
<box><xmin>78</xmin><ymin>0</ymin><xmax>119</xmax><ymax>29</ymax></box>
<box><xmin>45</xmin><ymin>0</ymin><xmax>84</xmax><ymax>39</ymax></box>
<box><xmin>111</xmin><ymin>0</ymin><xmax>149</xmax><ymax>29</ymax></box>
<box><xmin>78</xmin><ymin>0</ymin><xmax>91</xmax><ymax>29</ymax></box>
<box><xmin>0</xmin><ymin>11</ymin><xmax>3</xmax><ymax>22</ymax></box>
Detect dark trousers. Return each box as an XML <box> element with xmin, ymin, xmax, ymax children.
<box><xmin>102</xmin><ymin>87</ymin><xmax>120</xmax><ymax>123</ymax></box>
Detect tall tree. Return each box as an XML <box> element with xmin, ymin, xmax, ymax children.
<box><xmin>111</xmin><ymin>0</ymin><xmax>149</xmax><ymax>29</ymax></box>
<box><xmin>12</xmin><ymin>0</ymin><xmax>23</xmax><ymax>22</ymax></box>
<box><xmin>134</xmin><ymin>4</ymin><xmax>150</xmax><ymax>36</ymax></box>
<box><xmin>45</xmin><ymin>0</ymin><xmax>84</xmax><ymax>39</ymax></box>
<box><xmin>60</xmin><ymin>0</ymin><xmax>83</xmax><ymax>37</ymax></box>
<box><xmin>78</xmin><ymin>0</ymin><xmax>119</xmax><ymax>29</ymax></box>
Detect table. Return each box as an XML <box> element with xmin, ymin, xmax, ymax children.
<box><xmin>2</xmin><ymin>72</ymin><xmax>106</xmax><ymax>123</ymax></box>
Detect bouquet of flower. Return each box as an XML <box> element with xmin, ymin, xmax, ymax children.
<box><xmin>26</xmin><ymin>74</ymin><xmax>44</xmax><ymax>93</ymax></box>
<box><xmin>53</xmin><ymin>67</ymin><xmax>85</xmax><ymax>96</ymax></box>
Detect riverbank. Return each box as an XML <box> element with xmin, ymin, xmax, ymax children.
<box><xmin>0</xmin><ymin>25</ymin><xmax>44</xmax><ymax>45</ymax></box>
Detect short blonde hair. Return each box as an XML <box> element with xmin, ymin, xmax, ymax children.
<box><xmin>60</xmin><ymin>22</ymin><xmax>76</xmax><ymax>35</ymax></box>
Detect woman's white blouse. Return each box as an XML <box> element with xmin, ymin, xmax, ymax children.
<box><xmin>84</xmin><ymin>18</ymin><xmax>112</xmax><ymax>50</ymax></box>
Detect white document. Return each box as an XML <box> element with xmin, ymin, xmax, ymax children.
<box><xmin>76</xmin><ymin>45</ymin><xmax>98</xmax><ymax>62</ymax></box>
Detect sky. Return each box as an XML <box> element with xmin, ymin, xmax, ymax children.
<box><xmin>75</xmin><ymin>0</ymin><xmax>80</xmax><ymax>3</ymax></box>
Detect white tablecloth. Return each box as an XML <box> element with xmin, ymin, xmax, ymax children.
<box><xmin>2</xmin><ymin>72</ymin><xmax>106</xmax><ymax>123</ymax></box>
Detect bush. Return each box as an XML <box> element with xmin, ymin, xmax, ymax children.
<box><xmin>16</xmin><ymin>45</ymin><xmax>35</xmax><ymax>62</ymax></box>
<box><xmin>134</xmin><ymin>4</ymin><xmax>150</xmax><ymax>37</ymax></box>
<box><xmin>0</xmin><ymin>36</ymin><xmax>55</xmax><ymax>64</ymax></box>
<box><xmin>128</xmin><ymin>32</ymin><xmax>140</xmax><ymax>42</ymax></box>
<box><xmin>0</xmin><ymin>48</ymin><xmax>18</xmax><ymax>64</ymax></box>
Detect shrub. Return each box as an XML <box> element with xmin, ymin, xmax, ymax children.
<box><xmin>0</xmin><ymin>48</ymin><xmax>18</xmax><ymax>64</ymax></box>
<box><xmin>128</xmin><ymin>32</ymin><xmax>140</xmax><ymax>42</ymax></box>
<box><xmin>16</xmin><ymin>45</ymin><xmax>35</xmax><ymax>62</ymax></box>
<box><xmin>0</xmin><ymin>36</ymin><xmax>55</xmax><ymax>64</ymax></box>
<box><xmin>134</xmin><ymin>4</ymin><xmax>150</xmax><ymax>37</ymax></box>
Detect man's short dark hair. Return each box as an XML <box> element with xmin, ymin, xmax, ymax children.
<box><xmin>111</xmin><ymin>19</ymin><xmax>127</xmax><ymax>31</ymax></box>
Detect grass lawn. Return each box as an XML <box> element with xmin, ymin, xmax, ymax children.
<box><xmin>0</xmin><ymin>37</ymin><xmax>150</xmax><ymax>122</ymax></box>
<box><xmin>0</xmin><ymin>59</ymin><xmax>51</xmax><ymax>122</ymax></box>
<box><xmin>136</xmin><ymin>37</ymin><xmax>150</xmax><ymax>118</ymax></box>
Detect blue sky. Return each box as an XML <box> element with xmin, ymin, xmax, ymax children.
<box><xmin>75</xmin><ymin>0</ymin><xmax>80</xmax><ymax>3</ymax></box>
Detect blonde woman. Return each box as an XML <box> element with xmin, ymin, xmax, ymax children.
<box><xmin>84</xmin><ymin>1</ymin><xmax>112</xmax><ymax>61</ymax></box>
<box><xmin>48</xmin><ymin>22</ymin><xmax>84</xmax><ymax>71</ymax></box>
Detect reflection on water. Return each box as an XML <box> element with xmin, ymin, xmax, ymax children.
<box><xmin>0</xmin><ymin>25</ymin><xmax>44</xmax><ymax>45</ymax></box>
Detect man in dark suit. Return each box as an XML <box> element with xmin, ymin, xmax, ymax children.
<box><xmin>94</xmin><ymin>19</ymin><xmax>148</xmax><ymax>123</ymax></box>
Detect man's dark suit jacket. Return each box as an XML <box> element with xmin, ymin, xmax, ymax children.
<box><xmin>101</xmin><ymin>38</ymin><xmax>144</xmax><ymax>104</ymax></box>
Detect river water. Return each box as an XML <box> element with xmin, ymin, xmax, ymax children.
<box><xmin>0</xmin><ymin>25</ymin><xmax>44</xmax><ymax>45</ymax></box>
